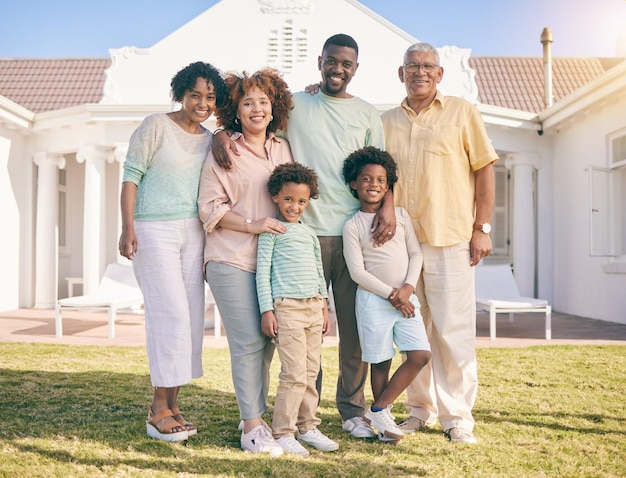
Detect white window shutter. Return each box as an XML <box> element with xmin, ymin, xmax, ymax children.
<box><xmin>491</xmin><ymin>165</ymin><xmax>509</xmax><ymax>256</ymax></box>
<box><xmin>587</xmin><ymin>166</ymin><xmax>614</xmax><ymax>256</ymax></box>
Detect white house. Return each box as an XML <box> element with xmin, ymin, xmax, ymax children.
<box><xmin>1</xmin><ymin>0</ymin><xmax>625</xmax><ymax>324</ymax></box>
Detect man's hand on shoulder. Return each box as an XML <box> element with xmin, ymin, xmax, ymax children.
<box><xmin>304</xmin><ymin>82</ymin><xmax>321</xmax><ymax>96</ymax></box>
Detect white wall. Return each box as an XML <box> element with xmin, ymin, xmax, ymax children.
<box><xmin>0</xmin><ymin>125</ymin><xmax>35</xmax><ymax>310</ymax></box>
<box><xmin>102</xmin><ymin>0</ymin><xmax>476</xmax><ymax>108</ymax></box>
<box><xmin>551</xmin><ymin>96</ymin><xmax>626</xmax><ymax>323</ymax></box>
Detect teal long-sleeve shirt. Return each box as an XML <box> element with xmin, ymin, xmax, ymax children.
<box><xmin>256</xmin><ymin>221</ymin><xmax>328</xmax><ymax>314</ymax></box>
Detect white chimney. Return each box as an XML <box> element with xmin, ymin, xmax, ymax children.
<box><xmin>541</xmin><ymin>27</ymin><xmax>553</xmax><ymax>108</ymax></box>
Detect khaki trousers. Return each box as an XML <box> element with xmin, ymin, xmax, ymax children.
<box><xmin>272</xmin><ymin>296</ymin><xmax>324</xmax><ymax>437</ymax></box>
<box><xmin>404</xmin><ymin>242</ymin><xmax>478</xmax><ymax>431</ymax></box>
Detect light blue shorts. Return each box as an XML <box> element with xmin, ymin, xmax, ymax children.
<box><xmin>355</xmin><ymin>288</ymin><xmax>430</xmax><ymax>364</ymax></box>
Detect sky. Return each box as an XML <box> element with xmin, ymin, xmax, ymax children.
<box><xmin>1</xmin><ymin>0</ymin><xmax>625</xmax><ymax>59</ymax></box>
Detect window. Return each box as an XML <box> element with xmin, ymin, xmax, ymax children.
<box><xmin>490</xmin><ymin>164</ymin><xmax>510</xmax><ymax>256</ymax></box>
<box><xmin>588</xmin><ymin>127</ymin><xmax>626</xmax><ymax>260</ymax></box>
<box><xmin>266</xmin><ymin>21</ymin><xmax>308</xmax><ymax>71</ymax></box>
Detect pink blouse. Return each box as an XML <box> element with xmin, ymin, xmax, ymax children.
<box><xmin>198</xmin><ymin>132</ymin><xmax>293</xmax><ymax>273</ymax></box>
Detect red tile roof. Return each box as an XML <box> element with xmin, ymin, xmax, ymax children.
<box><xmin>0</xmin><ymin>57</ymin><xmax>622</xmax><ymax>114</ymax></box>
<box><xmin>0</xmin><ymin>58</ymin><xmax>111</xmax><ymax>113</ymax></box>
<box><xmin>469</xmin><ymin>57</ymin><xmax>623</xmax><ymax>113</ymax></box>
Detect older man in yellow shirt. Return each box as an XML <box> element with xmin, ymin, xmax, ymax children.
<box><xmin>382</xmin><ymin>42</ymin><xmax>498</xmax><ymax>444</ymax></box>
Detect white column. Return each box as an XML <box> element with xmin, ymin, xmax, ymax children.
<box><xmin>114</xmin><ymin>143</ymin><xmax>128</xmax><ymax>264</ymax></box>
<box><xmin>504</xmin><ymin>153</ymin><xmax>542</xmax><ymax>297</ymax></box>
<box><xmin>76</xmin><ymin>145</ymin><xmax>115</xmax><ymax>295</ymax></box>
<box><xmin>33</xmin><ymin>152</ymin><xmax>66</xmax><ymax>308</ymax></box>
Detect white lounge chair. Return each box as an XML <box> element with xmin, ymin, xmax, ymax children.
<box><xmin>475</xmin><ymin>264</ymin><xmax>552</xmax><ymax>340</ymax></box>
<box><xmin>55</xmin><ymin>263</ymin><xmax>143</xmax><ymax>339</ymax></box>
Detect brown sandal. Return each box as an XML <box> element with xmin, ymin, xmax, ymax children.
<box><xmin>146</xmin><ymin>408</ymin><xmax>188</xmax><ymax>442</ymax></box>
<box><xmin>171</xmin><ymin>407</ymin><xmax>197</xmax><ymax>436</ymax></box>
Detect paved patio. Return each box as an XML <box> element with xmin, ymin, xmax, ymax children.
<box><xmin>1</xmin><ymin>307</ymin><xmax>625</xmax><ymax>348</ymax></box>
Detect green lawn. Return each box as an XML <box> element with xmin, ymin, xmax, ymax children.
<box><xmin>0</xmin><ymin>343</ymin><xmax>624</xmax><ymax>477</ymax></box>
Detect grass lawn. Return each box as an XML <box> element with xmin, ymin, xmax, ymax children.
<box><xmin>0</xmin><ymin>343</ymin><xmax>624</xmax><ymax>477</ymax></box>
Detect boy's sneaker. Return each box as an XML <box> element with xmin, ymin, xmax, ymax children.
<box><xmin>297</xmin><ymin>428</ymin><xmax>339</xmax><ymax>451</ymax></box>
<box><xmin>276</xmin><ymin>435</ymin><xmax>310</xmax><ymax>456</ymax></box>
<box><xmin>398</xmin><ymin>416</ymin><xmax>427</xmax><ymax>433</ymax></box>
<box><xmin>342</xmin><ymin>416</ymin><xmax>376</xmax><ymax>438</ymax></box>
<box><xmin>364</xmin><ymin>405</ymin><xmax>404</xmax><ymax>440</ymax></box>
<box><xmin>241</xmin><ymin>425</ymin><xmax>283</xmax><ymax>456</ymax></box>
<box><xmin>444</xmin><ymin>427</ymin><xmax>478</xmax><ymax>444</ymax></box>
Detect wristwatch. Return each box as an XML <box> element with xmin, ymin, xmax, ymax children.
<box><xmin>244</xmin><ymin>218</ymin><xmax>252</xmax><ymax>233</ymax></box>
<box><xmin>476</xmin><ymin>223</ymin><xmax>492</xmax><ymax>234</ymax></box>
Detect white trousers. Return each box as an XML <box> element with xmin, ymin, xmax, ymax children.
<box><xmin>404</xmin><ymin>242</ymin><xmax>478</xmax><ymax>431</ymax></box>
<box><xmin>133</xmin><ymin>218</ymin><xmax>205</xmax><ymax>387</ymax></box>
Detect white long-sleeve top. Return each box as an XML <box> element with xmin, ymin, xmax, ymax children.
<box><xmin>343</xmin><ymin>207</ymin><xmax>422</xmax><ymax>299</ymax></box>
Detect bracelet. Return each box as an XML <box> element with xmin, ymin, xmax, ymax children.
<box><xmin>213</xmin><ymin>128</ymin><xmax>224</xmax><ymax>136</ymax></box>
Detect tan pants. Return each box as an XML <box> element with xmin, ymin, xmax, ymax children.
<box><xmin>404</xmin><ymin>242</ymin><xmax>478</xmax><ymax>431</ymax></box>
<box><xmin>271</xmin><ymin>296</ymin><xmax>324</xmax><ymax>437</ymax></box>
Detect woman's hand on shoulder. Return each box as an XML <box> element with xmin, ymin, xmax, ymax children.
<box><xmin>250</xmin><ymin>217</ymin><xmax>287</xmax><ymax>235</ymax></box>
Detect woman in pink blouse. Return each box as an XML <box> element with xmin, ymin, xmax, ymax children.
<box><xmin>197</xmin><ymin>68</ymin><xmax>293</xmax><ymax>456</ymax></box>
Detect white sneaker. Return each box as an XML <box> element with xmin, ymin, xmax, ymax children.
<box><xmin>241</xmin><ymin>425</ymin><xmax>283</xmax><ymax>456</ymax></box>
<box><xmin>444</xmin><ymin>427</ymin><xmax>478</xmax><ymax>444</ymax></box>
<box><xmin>342</xmin><ymin>416</ymin><xmax>376</xmax><ymax>438</ymax></box>
<box><xmin>297</xmin><ymin>428</ymin><xmax>339</xmax><ymax>451</ymax></box>
<box><xmin>364</xmin><ymin>405</ymin><xmax>404</xmax><ymax>440</ymax></box>
<box><xmin>276</xmin><ymin>435</ymin><xmax>310</xmax><ymax>456</ymax></box>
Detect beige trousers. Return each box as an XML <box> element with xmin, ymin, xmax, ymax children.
<box><xmin>271</xmin><ymin>296</ymin><xmax>324</xmax><ymax>437</ymax></box>
<box><xmin>404</xmin><ymin>242</ymin><xmax>478</xmax><ymax>431</ymax></box>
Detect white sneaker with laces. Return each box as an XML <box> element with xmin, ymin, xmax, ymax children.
<box><xmin>297</xmin><ymin>428</ymin><xmax>339</xmax><ymax>451</ymax></box>
<box><xmin>364</xmin><ymin>405</ymin><xmax>404</xmax><ymax>440</ymax></box>
<box><xmin>444</xmin><ymin>427</ymin><xmax>478</xmax><ymax>444</ymax></box>
<box><xmin>276</xmin><ymin>435</ymin><xmax>310</xmax><ymax>456</ymax></box>
<box><xmin>342</xmin><ymin>416</ymin><xmax>376</xmax><ymax>438</ymax></box>
<box><xmin>241</xmin><ymin>425</ymin><xmax>283</xmax><ymax>456</ymax></box>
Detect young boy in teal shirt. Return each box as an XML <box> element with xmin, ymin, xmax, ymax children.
<box><xmin>256</xmin><ymin>162</ymin><xmax>338</xmax><ymax>456</ymax></box>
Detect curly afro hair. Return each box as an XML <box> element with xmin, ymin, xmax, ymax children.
<box><xmin>267</xmin><ymin>162</ymin><xmax>320</xmax><ymax>199</ymax></box>
<box><xmin>215</xmin><ymin>68</ymin><xmax>293</xmax><ymax>134</ymax></box>
<box><xmin>342</xmin><ymin>146</ymin><xmax>398</xmax><ymax>199</ymax></box>
<box><xmin>170</xmin><ymin>61</ymin><xmax>226</xmax><ymax>106</ymax></box>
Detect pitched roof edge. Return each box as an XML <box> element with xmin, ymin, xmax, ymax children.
<box><xmin>0</xmin><ymin>95</ymin><xmax>34</xmax><ymax>129</ymax></box>
<box><xmin>346</xmin><ymin>0</ymin><xmax>419</xmax><ymax>43</ymax></box>
<box><xmin>477</xmin><ymin>103</ymin><xmax>539</xmax><ymax>131</ymax></box>
<box><xmin>540</xmin><ymin>61</ymin><xmax>626</xmax><ymax>129</ymax></box>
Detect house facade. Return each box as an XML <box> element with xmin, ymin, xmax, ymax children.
<box><xmin>1</xmin><ymin>0</ymin><xmax>625</xmax><ymax>324</ymax></box>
